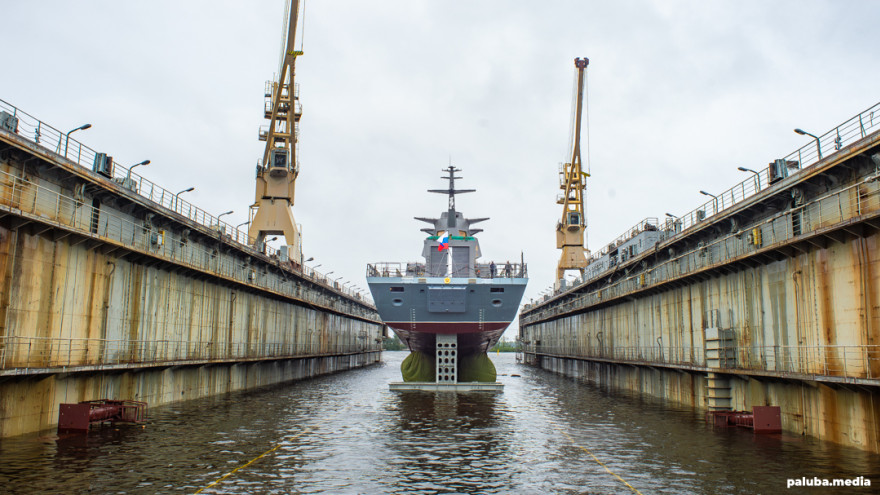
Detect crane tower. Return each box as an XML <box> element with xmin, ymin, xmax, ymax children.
<box><xmin>556</xmin><ymin>57</ymin><xmax>591</xmax><ymax>283</ymax></box>
<box><xmin>249</xmin><ymin>0</ymin><xmax>304</xmax><ymax>263</ymax></box>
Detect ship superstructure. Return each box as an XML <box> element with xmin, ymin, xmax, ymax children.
<box><xmin>367</xmin><ymin>167</ymin><xmax>527</xmax><ymax>383</ymax></box>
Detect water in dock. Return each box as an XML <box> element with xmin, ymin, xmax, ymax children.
<box><xmin>1</xmin><ymin>352</ymin><xmax>877</xmax><ymax>494</ymax></box>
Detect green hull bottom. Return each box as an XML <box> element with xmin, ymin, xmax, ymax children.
<box><xmin>401</xmin><ymin>351</ymin><xmax>497</xmax><ymax>382</ymax></box>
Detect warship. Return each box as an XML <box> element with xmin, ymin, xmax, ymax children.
<box><xmin>366</xmin><ymin>167</ymin><xmax>527</xmax><ymax>383</ymax></box>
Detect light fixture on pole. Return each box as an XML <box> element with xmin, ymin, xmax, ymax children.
<box><xmin>126</xmin><ymin>159</ymin><xmax>150</xmax><ymax>183</ymax></box>
<box><xmin>794</xmin><ymin>128</ymin><xmax>823</xmax><ymax>160</ymax></box>
<box><xmin>235</xmin><ymin>221</ymin><xmax>251</xmax><ymax>244</ymax></box>
<box><xmin>61</xmin><ymin>123</ymin><xmax>92</xmax><ymax>158</ymax></box>
<box><xmin>217</xmin><ymin>210</ymin><xmax>234</xmax><ymax>222</ymax></box>
<box><xmin>700</xmin><ymin>190</ymin><xmax>719</xmax><ymax>213</ymax></box>
<box><xmin>737</xmin><ymin>166</ymin><xmax>761</xmax><ymax>191</ymax></box>
<box><xmin>174</xmin><ymin>187</ymin><xmax>194</xmax><ymax>211</ymax></box>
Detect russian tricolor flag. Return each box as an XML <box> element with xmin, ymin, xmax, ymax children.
<box><xmin>438</xmin><ymin>231</ymin><xmax>449</xmax><ymax>251</ymax></box>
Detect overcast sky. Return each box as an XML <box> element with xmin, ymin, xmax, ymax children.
<box><xmin>4</xmin><ymin>1</ymin><xmax>879</xmax><ymax>337</ymax></box>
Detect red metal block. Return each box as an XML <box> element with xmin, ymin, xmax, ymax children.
<box><xmin>752</xmin><ymin>406</ymin><xmax>782</xmax><ymax>433</ymax></box>
<box><xmin>57</xmin><ymin>400</ymin><xmax>147</xmax><ymax>433</ymax></box>
<box><xmin>58</xmin><ymin>403</ymin><xmax>92</xmax><ymax>432</ymax></box>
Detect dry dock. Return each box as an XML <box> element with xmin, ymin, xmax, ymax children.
<box><xmin>520</xmin><ymin>102</ymin><xmax>880</xmax><ymax>453</ymax></box>
<box><xmin>0</xmin><ymin>100</ymin><xmax>384</xmax><ymax>437</ymax></box>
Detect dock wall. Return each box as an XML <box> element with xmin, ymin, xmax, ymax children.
<box><xmin>521</xmin><ymin>104</ymin><xmax>880</xmax><ymax>452</ymax></box>
<box><xmin>0</xmin><ymin>100</ymin><xmax>384</xmax><ymax>437</ymax></box>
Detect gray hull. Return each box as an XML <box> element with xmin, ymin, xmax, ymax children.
<box><xmin>367</xmin><ymin>276</ymin><xmax>526</xmax><ymax>354</ymax></box>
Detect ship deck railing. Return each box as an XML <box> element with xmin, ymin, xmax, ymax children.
<box><xmin>0</xmin><ymin>336</ymin><xmax>382</xmax><ymax>375</ymax></box>
<box><xmin>367</xmin><ymin>261</ymin><xmax>527</xmax><ymax>279</ymax></box>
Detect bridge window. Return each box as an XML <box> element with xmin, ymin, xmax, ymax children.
<box><xmin>490</xmin><ymin>287</ymin><xmax>504</xmax><ymax>293</ymax></box>
<box><xmin>390</xmin><ymin>287</ymin><xmax>404</xmax><ymax>292</ymax></box>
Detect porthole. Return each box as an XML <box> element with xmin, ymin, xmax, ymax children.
<box><xmin>392</xmin><ymin>298</ymin><xmax>403</xmax><ymax>306</ymax></box>
<box><xmin>491</xmin><ymin>299</ymin><xmax>503</xmax><ymax>307</ymax></box>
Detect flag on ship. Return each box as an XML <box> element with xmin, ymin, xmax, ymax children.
<box><xmin>438</xmin><ymin>231</ymin><xmax>449</xmax><ymax>251</ymax></box>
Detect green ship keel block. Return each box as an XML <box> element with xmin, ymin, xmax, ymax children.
<box><xmin>457</xmin><ymin>352</ymin><xmax>497</xmax><ymax>383</ymax></box>
<box><xmin>401</xmin><ymin>351</ymin><xmax>435</xmax><ymax>382</ymax></box>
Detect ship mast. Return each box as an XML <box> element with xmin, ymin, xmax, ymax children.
<box><xmin>428</xmin><ymin>166</ymin><xmax>475</xmax><ymax>229</ymax></box>
<box><xmin>556</xmin><ymin>57</ymin><xmax>591</xmax><ymax>283</ymax></box>
<box><xmin>248</xmin><ymin>0</ymin><xmax>304</xmax><ymax>262</ymax></box>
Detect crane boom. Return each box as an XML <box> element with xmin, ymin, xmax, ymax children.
<box><xmin>249</xmin><ymin>0</ymin><xmax>304</xmax><ymax>263</ymax></box>
<box><xmin>555</xmin><ymin>57</ymin><xmax>591</xmax><ymax>283</ymax></box>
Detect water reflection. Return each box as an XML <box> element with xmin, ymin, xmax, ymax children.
<box><xmin>385</xmin><ymin>391</ymin><xmax>514</xmax><ymax>493</ymax></box>
<box><xmin>0</xmin><ymin>352</ymin><xmax>878</xmax><ymax>494</ymax></box>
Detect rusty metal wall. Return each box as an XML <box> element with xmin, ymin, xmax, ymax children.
<box><xmin>523</xmin><ymin>229</ymin><xmax>880</xmax><ymax>453</ymax></box>
<box><xmin>521</xmin><ymin>120</ymin><xmax>880</xmax><ymax>453</ymax></box>
<box><xmin>0</xmin><ymin>116</ymin><xmax>385</xmax><ymax>438</ymax></box>
<box><xmin>0</xmin><ymin>352</ymin><xmax>380</xmax><ymax>437</ymax></box>
<box><xmin>0</xmin><ymin>226</ymin><xmax>382</xmax><ymax>369</ymax></box>
<box><xmin>524</xmin><ymin>232</ymin><xmax>879</xmax><ymax>378</ymax></box>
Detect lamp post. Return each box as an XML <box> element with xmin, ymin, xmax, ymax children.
<box><xmin>216</xmin><ymin>210</ymin><xmax>233</xmax><ymax>235</ymax></box>
<box><xmin>737</xmin><ymin>166</ymin><xmax>761</xmax><ymax>191</ymax></box>
<box><xmin>174</xmin><ymin>187</ymin><xmax>194</xmax><ymax>211</ymax></box>
<box><xmin>794</xmin><ymin>128</ymin><xmax>823</xmax><ymax>160</ymax></box>
<box><xmin>61</xmin><ymin>123</ymin><xmax>92</xmax><ymax>158</ymax></box>
<box><xmin>126</xmin><ymin>159</ymin><xmax>150</xmax><ymax>184</ymax></box>
<box><xmin>235</xmin><ymin>220</ymin><xmax>250</xmax><ymax>245</ymax></box>
<box><xmin>700</xmin><ymin>190</ymin><xmax>718</xmax><ymax>214</ymax></box>
<box><xmin>665</xmin><ymin>212</ymin><xmax>681</xmax><ymax>233</ymax></box>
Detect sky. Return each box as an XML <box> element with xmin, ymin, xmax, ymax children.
<box><xmin>4</xmin><ymin>0</ymin><xmax>879</xmax><ymax>338</ymax></box>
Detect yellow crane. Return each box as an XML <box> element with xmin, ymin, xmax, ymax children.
<box><xmin>249</xmin><ymin>0</ymin><xmax>304</xmax><ymax>263</ymax></box>
<box><xmin>556</xmin><ymin>57</ymin><xmax>590</xmax><ymax>283</ymax></box>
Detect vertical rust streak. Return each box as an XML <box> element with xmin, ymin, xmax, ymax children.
<box><xmin>859</xmin><ymin>235</ymin><xmax>879</xmax><ymax>378</ymax></box>
<box><xmin>128</xmin><ymin>263</ymin><xmax>142</xmax><ymax>362</ymax></box>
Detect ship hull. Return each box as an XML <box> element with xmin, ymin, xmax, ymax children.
<box><xmin>367</xmin><ymin>276</ymin><xmax>527</xmax><ymax>355</ymax></box>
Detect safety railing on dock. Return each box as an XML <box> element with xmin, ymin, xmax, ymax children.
<box><xmin>0</xmin><ymin>336</ymin><xmax>383</xmax><ymax>373</ymax></box>
<box><xmin>523</xmin><ymin>172</ymin><xmax>880</xmax><ymax>323</ymax></box>
<box><xmin>528</xmin><ymin>344</ymin><xmax>880</xmax><ymax>381</ymax></box>
<box><xmin>528</xmin><ymin>101</ymin><xmax>880</xmax><ymax>305</ymax></box>
<box><xmin>0</xmin><ymin>168</ymin><xmax>376</xmax><ymax>317</ymax></box>
<box><xmin>0</xmin><ymin>98</ymin><xmax>369</xmax><ymax>303</ymax></box>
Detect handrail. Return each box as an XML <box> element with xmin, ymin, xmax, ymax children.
<box><xmin>0</xmin><ymin>97</ymin><xmax>369</xmax><ymax>303</ymax></box>
<box><xmin>526</xmin><ymin>344</ymin><xmax>880</xmax><ymax>380</ymax></box>
<box><xmin>523</xmin><ymin>170</ymin><xmax>880</xmax><ymax>316</ymax></box>
<box><xmin>0</xmin><ymin>167</ymin><xmax>377</xmax><ymax>314</ymax></box>
<box><xmin>0</xmin><ymin>336</ymin><xmax>382</xmax><ymax>371</ymax></box>
<box><xmin>367</xmin><ymin>261</ymin><xmax>528</xmax><ymax>279</ymax></box>
<box><xmin>532</xmin><ymin>101</ymin><xmax>880</xmax><ymax>302</ymax></box>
